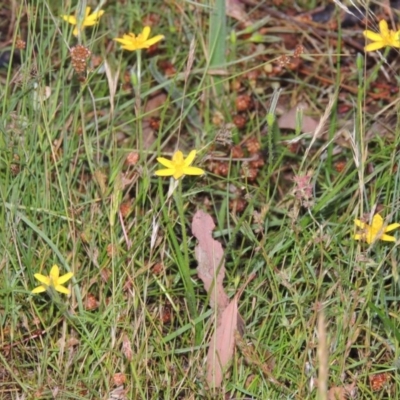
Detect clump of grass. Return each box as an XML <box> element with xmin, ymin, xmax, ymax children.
<box><xmin>1</xmin><ymin>0</ymin><xmax>400</xmax><ymax>399</ymax></box>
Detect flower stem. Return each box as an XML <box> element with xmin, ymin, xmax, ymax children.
<box><xmin>174</xmin><ymin>182</ymin><xmax>201</xmax><ymax>342</ymax></box>
<box><xmin>158</xmin><ymin>179</ymin><xmax>201</xmax><ymax>344</ymax></box>
<box><xmin>134</xmin><ymin>50</ymin><xmax>143</xmax><ymax>156</ymax></box>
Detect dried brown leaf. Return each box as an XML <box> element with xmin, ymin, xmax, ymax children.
<box><xmin>226</xmin><ymin>0</ymin><xmax>252</xmax><ymax>26</ymax></box>
<box><xmin>142</xmin><ymin>92</ymin><xmax>167</xmax><ymax>148</ymax></box>
<box><xmin>192</xmin><ymin>210</ymin><xmax>229</xmax><ymax>312</ymax></box>
<box><xmin>121</xmin><ymin>333</ymin><xmax>133</xmax><ymax>362</ymax></box>
<box><xmin>278</xmin><ymin>102</ymin><xmax>319</xmax><ymax>133</ymax></box>
<box><xmin>206</xmin><ymin>296</ymin><xmax>238</xmax><ymax>388</ymax></box>
<box><xmin>327</xmin><ymin>381</ymin><xmax>356</xmax><ymax>400</ymax></box>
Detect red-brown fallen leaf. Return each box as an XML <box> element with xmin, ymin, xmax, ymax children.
<box><xmin>226</xmin><ymin>0</ymin><xmax>252</xmax><ymax>26</ymax></box>
<box><xmin>369</xmin><ymin>372</ymin><xmax>390</xmax><ymax>391</ymax></box>
<box><xmin>121</xmin><ymin>333</ymin><xmax>133</xmax><ymax>362</ymax></box>
<box><xmin>192</xmin><ymin>210</ymin><xmax>229</xmax><ymax>312</ymax></box>
<box><xmin>206</xmin><ymin>295</ymin><xmax>238</xmax><ymax>388</ymax></box>
<box><xmin>278</xmin><ymin>102</ymin><xmax>319</xmax><ymax>133</ymax></box>
<box><xmin>192</xmin><ymin>210</ymin><xmax>254</xmax><ymax>389</ymax></box>
<box><xmin>142</xmin><ymin>92</ymin><xmax>168</xmax><ymax>149</ymax></box>
<box><xmin>327</xmin><ymin>382</ymin><xmax>356</xmax><ymax>400</ymax></box>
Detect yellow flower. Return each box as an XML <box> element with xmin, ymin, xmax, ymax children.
<box><xmin>155</xmin><ymin>150</ymin><xmax>205</xmax><ymax>180</ymax></box>
<box><xmin>114</xmin><ymin>26</ymin><xmax>164</xmax><ymax>51</ymax></box>
<box><xmin>354</xmin><ymin>213</ymin><xmax>400</xmax><ymax>244</ymax></box>
<box><xmin>32</xmin><ymin>265</ymin><xmax>74</xmax><ymax>295</ymax></box>
<box><xmin>363</xmin><ymin>20</ymin><xmax>400</xmax><ymax>52</ymax></box>
<box><xmin>62</xmin><ymin>6</ymin><xmax>104</xmax><ymax>37</ymax></box>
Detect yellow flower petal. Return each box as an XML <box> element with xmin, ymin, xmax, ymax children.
<box><xmin>58</xmin><ymin>272</ymin><xmax>74</xmax><ymax>285</ymax></box>
<box><xmin>184</xmin><ymin>150</ymin><xmax>197</xmax><ymax>166</ymax></box>
<box><xmin>379</xmin><ymin>20</ymin><xmax>389</xmax><ymax>37</ymax></box>
<box><xmin>172</xmin><ymin>151</ymin><xmax>184</xmax><ymax>163</ymax></box>
<box><xmin>371</xmin><ymin>214</ymin><xmax>384</xmax><ymax>229</ymax></box>
<box><xmin>381</xmin><ymin>234</ymin><xmax>396</xmax><ymax>242</ymax></box>
<box><xmin>49</xmin><ymin>264</ymin><xmax>60</xmax><ymax>281</ymax></box>
<box><xmin>173</xmin><ymin>171</ymin><xmax>185</xmax><ymax>179</ymax></box>
<box><xmin>62</xmin><ymin>15</ymin><xmax>77</xmax><ymax>24</ymax></box>
<box><xmin>385</xmin><ymin>223</ymin><xmax>400</xmax><ymax>233</ymax></box>
<box><xmin>354</xmin><ymin>219</ymin><xmax>365</xmax><ymax>229</ymax></box>
<box><xmin>62</xmin><ymin>6</ymin><xmax>104</xmax><ymax>36</ymax></box>
<box><xmin>156</xmin><ymin>157</ymin><xmax>175</xmax><ymax>168</ymax></box>
<box><xmin>55</xmin><ymin>285</ymin><xmax>71</xmax><ymax>295</ymax></box>
<box><xmin>142</xmin><ymin>34</ymin><xmax>165</xmax><ymax>47</ymax></box>
<box><xmin>85</xmin><ymin>10</ymin><xmax>104</xmax><ymax>26</ymax></box>
<box><xmin>32</xmin><ymin>286</ymin><xmax>46</xmax><ymax>294</ymax></box>
<box><xmin>155</xmin><ymin>168</ymin><xmax>175</xmax><ymax>177</ymax></box>
<box><xmin>365</xmin><ymin>42</ymin><xmax>386</xmax><ymax>52</ymax></box>
<box><xmin>365</xmin><ymin>231</ymin><xmax>374</xmax><ymax>244</ymax></box>
<box><xmin>142</xmin><ymin>26</ymin><xmax>151</xmax><ymax>41</ymax></box>
<box><xmin>363</xmin><ymin>30</ymin><xmax>384</xmax><ymax>41</ymax></box>
<box><xmin>182</xmin><ymin>166</ymin><xmax>204</xmax><ymax>175</ymax></box>
<box><xmin>114</xmin><ymin>35</ymin><xmax>132</xmax><ymax>46</ymax></box>
<box><xmin>34</xmin><ymin>273</ymin><xmax>51</xmax><ymax>285</ymax></box>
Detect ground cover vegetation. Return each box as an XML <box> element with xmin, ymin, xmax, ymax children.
<box><xmin>2</xmin><ymin>0</ymin><xmax>400</xmax><ymax>398</ymax></box>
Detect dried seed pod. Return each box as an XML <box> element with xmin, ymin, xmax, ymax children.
<box><xmin>241</xmin><ymin>166</ymin><xmax>258</xmax><ymax>181</ymax></box>
<box><xmin>230</xmin><ymin>145</ymin><xmax>244</xmax><ymax>159</ymax></box>
<box><xmin>100</xmin><ymin>267</ymin><xmax>111</xmax><ymax>282</ymax></box>
<box><xmin>249</xmin><ymin>154</ymin><xmax>264</xmax><ymax>169</ymax></box>
<box><xmin>161</xmin><ymin>305</ymin><xmax>172</xmax><ymax>324</ymax></box>
<box><xmin>70</xmin><ymin>45</ymin><xmax>91</xmax><ymax>76</ymax></box>
<box><xmin>121</xmin><ymin>333</ymin><xmax>133</xmax><ymax>361</ymax></box>
<box><xmin>287</xmin><ymin>141</ymin><xmax>301</xmax><ymax>154</ymax></box>
<box><xmin>212</xmin><ymin>111</ymin><xmax>225</xmax><ymax>127</ymax></box>
<box><xmin>85</xmin><ymin>294</ymin><xmax>99</xmax><ymax>311</ymax></box>
<box><xmin>278</xmin><ymin>55</ymin><xmax>291</xmax><ymax>66</ymax></box>
<box><xmin>16</xmin><ymin>38</ymin><xmax>26</xmax><ymax>50</ymax></box>
<box><xmin>245</xmin><ymin>137</ymin><xmax>261</xmax><ymax>154</ymax></box>
<box><xmin>149</xmin><ymin>117</ymin><xmax>161</xmax><ymax>130</ymax></box>
<box><xmin>152</xmin><ymin>263</ymin><xmax>164</xmax><ymax>275</ymax></box>
<box><xmin>294</xmin><ymin>44</ymin><xmax>304</xmax><ymax>58</ymax></box>
<box><xmin>125</xmin><ymin>152</ymin><xmax>140</xmax><ymax>166</ymax></box>
<box><xmin>334</xmin><ymin>160</ymin><xmax>347</xmax><ymax>173</ymax></box>
<box><xmin>245</xmin><ymin>69</ymin><xmax>260</xmax><ymax>81</ymax></box>
<box><xmin>215</xmin><ymin>161</ymin><xmax>230</xmax><ymax>176</ymax></box>
<box><xmin>215</xmin><ymin>124</ymin><xmax>234</xmax><ymax>146</ymax></box>
<box><xmin>233</xmin><ymin>114</ymin><xmax>247</xmax><ymax>129</ymax></box>
<box><xmin>113</xmin><ymin>372</ymin><xmax>127</xmax><ymax>386</ymax></box>
<box><xmin>119</xmin><ymin>201</ymin><xmax>132</xmax><ymax>217</ymax></box>
<box><xmin>158</xmin><ymin>60</ymin><xmax>176</xmax><ymax>76</ymax></box>
<box><xmin>229</xmin><ymin>198</ymin><xmax>247</xmax><ymax>212</ymax></box>
<box><xmin>230</xmin><ymin>79</ymin><xmax>241</xmax><ymax>91</ymax></box>
<box><xmin>235</xmin><ymin>94</ymin><xmax>253</xmax><ymax>112</ymax></box>
<box><xmin>106</xmin><ymin>244</ymin><xmax>117</xmax><ymax>257</ymax></box>
<box><xmin>369</xmin><ymin>372</ymin><xmax>389</xmax><ymax>392</ymax></box>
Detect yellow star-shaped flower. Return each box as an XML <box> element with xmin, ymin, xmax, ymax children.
<box><xmin>114</xmin><ymin>26</ymin><xmax>164</xmax><ymax>51</ymax></box>
<box><xmin>363</xmin><ymin>20</ymin><xmax>400</xmax><ymax>52</ymax></box>
<box><xmin>354</xmin><ymin>213</ymin><xmax>400</xmax><ymax>244</ymax></box>
<box><xmin>155</xmin><ymin>150</ymin><xmax>205</xmax><ymax>180</ymax></box>
<box><xmin>32</xmin><ymin>264</ymin><xmax>74</xmax><ymax>295</ymax></box>
<box><xmin>62</xmin><ymin>6</ymin><xmax>104</xmax><ymax>37</ymax></box>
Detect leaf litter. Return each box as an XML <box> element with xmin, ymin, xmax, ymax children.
<box><xmin>192</xmin><ymin>210</ymin><xmax>251</xmax><ymax>388</ymax></box>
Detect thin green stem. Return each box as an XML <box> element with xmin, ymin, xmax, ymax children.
<box><xmin>134</xmin><ymin>50</ymin><xmax>143</xmax><ymax>156</ymax></box>
<box><xmin>158</xmin><ymin>179</ymin><xmax>200</xmax><ymax>343</ymax></box>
